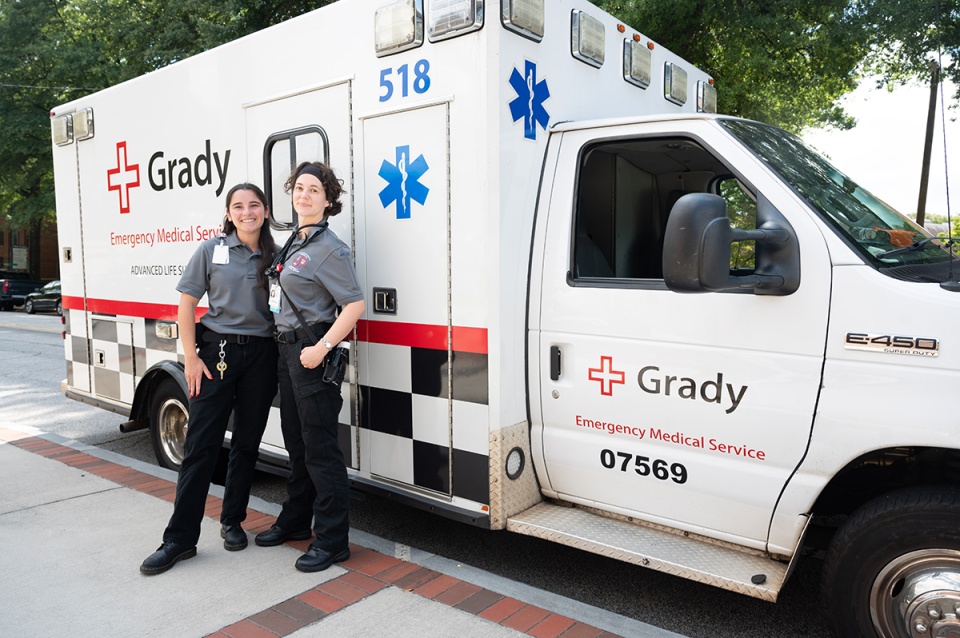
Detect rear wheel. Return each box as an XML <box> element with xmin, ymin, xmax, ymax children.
<box><xmin>150</xmin><ymin>378</ymin><xmax>189</xmax><ymax>471</ymax></box>
<box><xmin>822</xmin><ymin>486</ymin><xmax>960</xmax><ymax>637</ymax></box>
<box><xmin>24</xmin><ymin>300</ymin><xmax>35</xmax><ymax>314</ymax></box>
<box><xmin>55</xmin><ymin>300</ymin><xmax>62</xmax><ymax>316</ymax></box>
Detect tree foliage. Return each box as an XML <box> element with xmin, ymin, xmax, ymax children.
<box><xmin>597</xmin><ymin>0</ymin><xmax>870</xmax><ymax>132</ymax></box>
<box><xmin>861</xmin><ymin>0</ymin><xmax>960</xmax><ymax>99</ymax></box>
<box><xmin>597</xmin><ymin>0</ymin><xmax>960</xmax><ymax>130</ymax></box>
<box><xmin>0</xmin><ymin>0</ymin><xmax>333</xmax><ymax>275</ymax></box>
<box><xmin>0</xmin><ymin>0</ymin><xmax>956</xmax><ymax>275</ymax></box>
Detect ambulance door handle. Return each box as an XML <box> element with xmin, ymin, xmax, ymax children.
<box><xmin>550</xmin><ymin>346</ymin><xmax>561</xmax><ymax>381</ymax></box>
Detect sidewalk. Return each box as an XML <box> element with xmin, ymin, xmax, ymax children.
<box><xmin>0</xmin><ymin>425</ymin><xmax>682</xmax><ymax>638</ymax></box>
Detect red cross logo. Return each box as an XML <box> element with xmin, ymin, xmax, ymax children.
<box><xmin>107</xmin><ymin>141</ymin><xmax>140</xmax><ymax>214</ymax></box>
<box><xmin>588</xmin><ymin>356</ymin><xmax>625</xmax><ymax>397</ymax></box>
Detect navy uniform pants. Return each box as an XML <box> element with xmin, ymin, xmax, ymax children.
<box><xmin>275</xmin><ymin>340</ymin><xmax>349</xmax><ymax>553</ymax></box>
<box><xmin>162</xmin><ymin>337</ymin><xmax>278</xmax><ymax>547</ymax></box>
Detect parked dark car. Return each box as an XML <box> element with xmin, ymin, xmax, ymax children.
<box><xmin>24</xmin><ymin>280</ymin><xmax>61</xmax><ymax>315</ymax></box>
<box><xmin>0</xmin><ymin>271</ymin><xmax>43</xmax><ymax>310</ymax></box>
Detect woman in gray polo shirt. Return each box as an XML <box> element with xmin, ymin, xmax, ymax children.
<box><xmin>140</xmin><ymin>183</ymin><xmax>278</xmax><ymax>575</ymax></box>
<box><xmin>254</xmin><ymin>162</ymin><xmax>364</xmax><ymax>573</ymax></box>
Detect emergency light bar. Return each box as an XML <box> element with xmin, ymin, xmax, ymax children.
<box><xmin>428</xmin><ymin>0</ymin><xmax>483</xmax><ymax>42</ymax></box>
<box><xmin>501</xmin><ymin>0</ymin><xmax>544</xmax><ymax>42</ymax></box>
<box><xmin>664</xmin><ymin>62</ymin><xmax>688</xmax><ymax>105</ymax></box>
<box><xmin>698</xmin><ymin>81</ymin><xmax>718</xmax><ymax>113</ymax></box>
<box><xmin>374</xmin><ymin>0</ymin><xmax>423</xmax><ymax>57</ymax></box>
<box><xmin>52</xmin><ymin>113</ymin><xmax>73</xmax><ymax>146</ymax></box>
<box><xmin>623</xmin><ymin>39</ymin><xmax>652</xmax><ymax>88</ymax></box>
<box><xmin>571</xmin><ymin>9</ymin><xmax>605</xmax><ymax>68</ymax></box>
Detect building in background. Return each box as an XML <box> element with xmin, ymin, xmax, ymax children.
<box><xmin>0</xmin><ymin>219</ymin><xmax>59</xmax><ymax>281</ymax></box>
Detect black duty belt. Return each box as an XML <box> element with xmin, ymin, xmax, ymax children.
<box><xmin>274</xmin><ymin>322</ymin><xmax>333</xmax><ymax>345</ymax></box>
<box><xmin>201</xmin><ymin>331</ymin><xmax>272</xmax><ymax>345</ymax></box>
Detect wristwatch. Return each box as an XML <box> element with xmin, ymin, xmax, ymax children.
<box><xmin>319</xmin><ymin>337</ymin><xmax>334</xmax><ymax>350</ymax></box>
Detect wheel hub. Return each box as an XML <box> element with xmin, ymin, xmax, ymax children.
<box><xmin>158</xmin><ymin>397</ymin><xmax>188</xmax><ymax>465</ymax></box>
<box><xmin>904</xmin><ymin>579</ymin><xmax>960</xmax><ymax>637</ymax></box>
<box><xmin>871</xmin><ymin>549</ymin><xmax>960</xmax><ymax>638</ymax></box>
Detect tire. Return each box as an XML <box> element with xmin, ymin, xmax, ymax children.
<box><xmin>24</xmin><ymin>300</ymin><xmax>34</xmax><ymax>314</ymax></box>
<box><xmin>821</xmin><ymin>486</ymin><xmax>960</xmax><ymax>638</ymax></box>
<box><xmin>150</xmin><ymin>378</ymin><xmax>189</xmax><ymax>471</ymax></box>
<box><xmin>55</xmin><ymin>300</ymin><xmax>62</xmax><ymax>316</ymax></box>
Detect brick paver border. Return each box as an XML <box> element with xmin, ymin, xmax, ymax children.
<box><xmin>0</xmin><ymin>428</ymin><xmax>621</xmax><ymax>638</ymax></box>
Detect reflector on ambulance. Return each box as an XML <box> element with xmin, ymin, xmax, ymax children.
<box><xmin>698</xmin><ymin>80</ymin><xmax>718</xmax><ymax>113</ymax></box>
<box><xmin>428</xmin><ymin>0</ymin><xmax>484</xmax><ymax>42</ymax></box>
<box><xmin>73</xmin><ymin>108</ymin><xmax>95</xmax><ymax>141</ymax></box>
<box><xmin>52</xmin><ymin>113</ymin><xmax>73</xmax><ymax>146</ymax></box>
<box><xmin>664</xmin><ymin>62</ymin><xmax>688</xmax><ymax>105</ymax></box>
<box><xmin>623</xmin><ymin>39</ymin><xmax>652</xmax><ymax>88</ymax></box>
<box><xmin>571</xmin><ymin>9</ymin><xmax>604</xmax><ymax>68</ymax></box>
<box><xmin>374</xmin><ymin>0</ymin><xmax>424</xmax><ymax>57</ymax></box>
<box><xmin>501</xmin><ymin>0</ymin><xmax>544</xmax><ymax>42</ymax></box>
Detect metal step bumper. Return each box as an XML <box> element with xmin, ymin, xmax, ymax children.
<box><xmin>507</xmin><ymin>502</ymin><xmax>788</xmax><ymax>601</ymax></box>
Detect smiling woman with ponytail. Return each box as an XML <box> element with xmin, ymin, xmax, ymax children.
<box><xmin>140</xmin><ymin>182</ymin><xmax>280</xmax><ymax>576</ymax></box>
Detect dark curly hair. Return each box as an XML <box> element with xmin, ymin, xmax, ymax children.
<box><xmin>284</xmin><ymin>161</ymin><xmax>344</xmax><ymax>217</ymax></box>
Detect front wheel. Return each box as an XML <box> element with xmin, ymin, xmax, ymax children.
<box><xmin>822</xmin><ymin>486</ymin><xmax>960</xmax><ymax>638</ymax></box>
<box><xmin>55</xmin><ymin>300</ymin><xmax>62</xmax><ymax>316</ymax></box>
<box><xmin>150</xmin><ymin>378</ymin><xmax>189</xmax><ymax>471</ymax></box>
<box><xmin>24</xmin><ymin>300</ymin><xmax>35</xmax><ymax>314</ymax></box>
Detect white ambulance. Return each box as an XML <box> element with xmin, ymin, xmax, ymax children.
<box><xmin>50</xmin><ymin>0</ymin><xmax>960</xmax><ymax>636</ymax></box>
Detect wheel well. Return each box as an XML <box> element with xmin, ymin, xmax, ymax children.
<box><xmin>812</xmin><ymin>446</ymin><xmax>960</xmax><ymax>516</ymax></box>
<box><xmin>130</xmin><ymin>362</ymin><xmax>187</xmax><ymax>422</ymax></box>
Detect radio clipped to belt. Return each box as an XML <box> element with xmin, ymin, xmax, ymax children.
<box><xmin>320</xmin><ymin>340</ymin><xmax>350</xmax><ymax>387</ymax></box>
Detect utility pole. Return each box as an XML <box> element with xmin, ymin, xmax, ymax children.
<box><xmin>916</xmin><ymin>60</ymin><xmax>940</xmax><ymax>228</ymax></box>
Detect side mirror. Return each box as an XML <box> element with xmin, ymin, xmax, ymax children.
<box><xmin>662</xmin><ymin>193</ymin><xmax>800</xmax><ymax>295</ymax></box>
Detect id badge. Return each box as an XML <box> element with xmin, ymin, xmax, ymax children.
<box><xmin>212</xmin><ymin>243</ymin><xmax>229</xmax><ymax>265</ymax></box>
<box><xmin>268</xmin><ymin>281</ymin><xmax>282</xmax><ymax>314</ymax></box>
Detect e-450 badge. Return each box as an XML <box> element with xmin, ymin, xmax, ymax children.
<box><xmin>844</xmin><ymin>333</ymin><xmax>939</xmax><ymax>357</ymax></box>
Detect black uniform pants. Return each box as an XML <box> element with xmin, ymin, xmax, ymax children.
<box><xmin>276</xmin><ymin>340</ymin><xmax>349</xmax><ymax>552</ymax></box>
<box><xmin>162</xmin><ymin>337</ymin><xmax>278</xmax><ymax>547</ymax></box>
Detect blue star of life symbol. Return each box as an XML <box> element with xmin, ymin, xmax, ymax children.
<box><xmin>509</xmin><ymin>60</ymin><xmax>550</xmax><ymax>140</ymax></box>
<box><xmin>378</xmin><ymin>145</ymin><xmax>429</xmax><ymax>219</ymax></box>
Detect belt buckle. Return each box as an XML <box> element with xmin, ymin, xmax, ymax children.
<box><xmin>237</xmin><ymin>335</ymin><xmax>250</xmax><ymax>345</ymax></box>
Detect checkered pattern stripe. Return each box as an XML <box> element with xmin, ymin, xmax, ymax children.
<box><xmin>63</xmin><ymin>307</ymin><xmax>181</xmax><ymax>405</ymax></box>
<box><xmin>61</xmin><ymin>299</ymin><xmax>489</xmax><ymax>509</ymax></box>
<box><xmin>357</xmin><ymin>322</ymin><xmax>490</xmax><ymax>506</ymax></box>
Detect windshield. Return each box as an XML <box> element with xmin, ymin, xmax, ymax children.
<box><xmin>720</xmin><ymin>119</ymin><xmax>956</xmax><ymax>281</ymax></box>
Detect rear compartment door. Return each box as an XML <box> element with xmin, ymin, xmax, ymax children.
<box><xmin>245</xmin><ymin>81</ymin><xmax>356</xmax><ymax>465</ymax></box>
<box><xmin>357</xmin><ymin>103</ymin><xmax>453</xmax><ymax>496</ymax></box>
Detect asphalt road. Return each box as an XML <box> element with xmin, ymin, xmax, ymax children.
<box><xmin>0</xmin><ymin>310</ymin><xmax>834</xmax><ymax>638</ymax></box>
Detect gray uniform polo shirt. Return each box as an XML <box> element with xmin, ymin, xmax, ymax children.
<box><xmin>275</xmin><ymin>226</ymin><xmax>364</xmax><ymax>333</ymax></box>
<box><xmin>177</xmin><ymin>233</ymin><xmax>274</xmax><ymax>337</ymax></box>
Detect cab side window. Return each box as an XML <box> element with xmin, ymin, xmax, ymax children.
<box><xmin>572</xmin><ymin>137</ymin><xmax>756</xmax><ymax>282</ymax></box>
